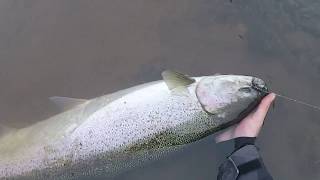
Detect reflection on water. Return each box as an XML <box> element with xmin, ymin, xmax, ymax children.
<box><xmin>0</xmin><ymin>0</ymin><xmax>320</xmax><ymax>179</ymax></box>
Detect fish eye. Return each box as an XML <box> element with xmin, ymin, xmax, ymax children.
<box><xmin>238</xmin><ymin>87</ymin><xmax>252</xmax><ymax>93</ymax></box>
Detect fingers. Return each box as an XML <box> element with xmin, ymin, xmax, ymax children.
<box><xmin>255</xmin><ymin>93</ymin><xmax>276</xmax><ymax>120</ymax></box>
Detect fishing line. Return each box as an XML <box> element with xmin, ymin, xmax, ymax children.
<box><xmin>257</xmin><ymin>88</ymin><xmax>320</xmax><ymax>111</ymax></box>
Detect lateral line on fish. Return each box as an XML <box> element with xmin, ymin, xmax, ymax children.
<box><xmin>258</xmin><ymin>88</ymin><xmax>320</xmax><ymax>111</ymax></box>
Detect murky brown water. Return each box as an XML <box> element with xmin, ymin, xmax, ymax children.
<box><xmin>1</xmin><ymin>0</ymin><xmax>320</xmax><ymax>179</ymax></box>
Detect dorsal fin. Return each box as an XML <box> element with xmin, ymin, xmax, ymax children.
<box><xmin>161</xmin><ymin>70</ymin><xmax>195</xmax><ymax>90</ymax></box>
<box><xmin>49</xmin><ymin>96</ymin><xmax>88</xmax><ymax>112</ymax></box>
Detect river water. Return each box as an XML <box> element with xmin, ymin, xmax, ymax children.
<box><xmin>0</xmin><ymin>0</ymin><xmax>320</xmax><ymax>179</ymax></box>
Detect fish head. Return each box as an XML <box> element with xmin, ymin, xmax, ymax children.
<box><xmin>195</xmin><ymin>75</ymin><xmax>268</xmax><ymax>131</ymax></box>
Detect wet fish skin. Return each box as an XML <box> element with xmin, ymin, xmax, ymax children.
<box><xmin>0</xmin><ymin>74</ymin><xmax>266</xmax><ymax>179</ymax></box>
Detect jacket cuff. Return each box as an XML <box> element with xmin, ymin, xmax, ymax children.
<box><xmin>228</xmin><ymin>145</ymin><xmax>262</xmax><ymax>175</ymax></box>
<box><xmin>218</xmin><ymin>145</ymin><xmax>273</xmax><ymax>180</ymax></box>
<box><xmin>234</xmin><ymin>137</ymin><xmax>256</xmax><ymax>150</ymax></box>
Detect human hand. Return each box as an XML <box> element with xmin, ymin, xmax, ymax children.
<box><xmin>215</xmin><ymin>93</ymin><xmax>276</xmax><ymax>143</ymax></box>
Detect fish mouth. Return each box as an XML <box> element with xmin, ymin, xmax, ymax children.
<box><xmin>251</xmin><ymin>77</ymin><xmax>269</xmax><ymax>96</ymax></box>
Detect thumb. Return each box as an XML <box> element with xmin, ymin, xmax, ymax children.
<box><xmin>255</xmin><ymin>93</ymin><xmax>276</xmax><ymax>120</ymax></box>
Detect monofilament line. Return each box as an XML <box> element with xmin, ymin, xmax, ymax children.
<box><xmin>259</xmin><ymin>89</ymin><xmax>320</xmax><ymax>111</ymax></box>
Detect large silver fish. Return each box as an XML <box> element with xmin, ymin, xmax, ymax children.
<box><xmin>0</xmin><ymin>71</ymin><xmax>267</xmax><ymax>179</ymax></box>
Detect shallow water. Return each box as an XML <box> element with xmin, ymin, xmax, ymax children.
<box><xmin>0</xmin><ymin>0</ymin><xmax>320</xmax><ymax>179</ymax></box>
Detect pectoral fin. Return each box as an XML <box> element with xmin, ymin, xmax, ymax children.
<box><xmin>49</xmin><ymin>96</ymin><xmax>88</xmax><ymax>112</ymax></box>
<box><xmin>161</xmin><ymin>70</ymin><xmax>195</xmax><ymax>90</ymax></box>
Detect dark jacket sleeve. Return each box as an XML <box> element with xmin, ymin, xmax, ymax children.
<box><xmin>217</xmin><ymin>137</ymin><xmax>273</xmax><ymax>180</ymax></box>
